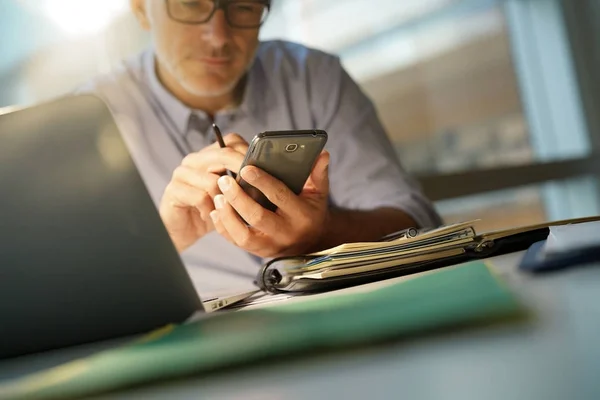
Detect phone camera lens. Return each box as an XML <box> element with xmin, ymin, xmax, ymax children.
<box><xmin>285</xmin><ymin>144</ymin><xmax>298</xmax><ymax>153</ymax></box>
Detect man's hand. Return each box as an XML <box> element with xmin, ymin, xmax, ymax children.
<box><xmin>210</xmin><ymin>152</ymin><xmax>330</xmax><ymax>258</ymax></box>
<box><xmin>159</xmin><ymin>134</ymin><xmax>248</xmax><ymax>252</ymax></box>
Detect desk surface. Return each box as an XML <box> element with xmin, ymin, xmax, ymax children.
<box><xmin>1</xmin><ymin>252</ymin><xmax>599</xmax><ymax>400</ymax></box>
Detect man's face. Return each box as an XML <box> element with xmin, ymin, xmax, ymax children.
<box><xmin>133</xmin><ymin>0</ymin><xmax>262</xmax><ymax>97</ymax></box>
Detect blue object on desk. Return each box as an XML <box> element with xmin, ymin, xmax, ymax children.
<box><xmin>519</xmin><ymin>240</ymin><xmax>600</xmax><ymax>272</ymax></box>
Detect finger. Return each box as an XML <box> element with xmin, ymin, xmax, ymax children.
<box><xmin>223</xmin><ymin>133</ymin><xmax>249</xmax><ymax>149</ymax></box>
<box><xmin>229</xmin><ymin>144</ymin><xmax>249</xmax><ymax>158</ymax></box>
<box><xmin>205</xmin><ymin>140</ymin><xmax>248</xmax><ymax>155</ymax></box>
<box><xmin>238</xmin><ymin>166</ymin><xmax>302</xmax><ymax>214</ymax></box>
<box><xmin>195</xmin><ymin>193</ymin><xmax>216</xmax><ymax>222</ymax></box>
<box><xmin>210</xmin><ymin>210</ymin><xmax>235</xmax><ymax>243</ymax></box>
<box><xmin>164</xmin><ymin>181</ymin><xmax>207</xmax><ymax>209</ymax></box>
<box><xmin>205</xmin><ymin>133</ymin><xmax>248</xmax><ymax>152</ymax></box>
<box><xmin>182</xmin><ymin>147</ymin><xmax>246</xmax><ymax>174</ymax></box>
<box><xmin>214</xmin><ymin>194</ymin><xmax>267</xmax><ymax>252</ymax></box>
<box><xmin>172</xmin><ymin>166</ymin><xmax>221</xmax><ymax>198</ymax></box>
<box><xmin>161</xmin><ymin>182</ymin><xmax>213</xmax><ymax>225</ymax></box>
<box><xmin>305</xmin><ymin>151</ymin><xmax>330</xmax><ymax>194</ymax></box>
<box><xmin>216</xmin><ymin>175</ymin><xmax>279</xmax><ymax>233</ymax></box>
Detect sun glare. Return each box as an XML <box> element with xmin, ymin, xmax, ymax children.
<box><xmin>42</xmin><ymin>0</ymin><xmax>128</xmax><ymax>36</ymax></box>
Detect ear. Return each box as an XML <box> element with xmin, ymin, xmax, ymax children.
<box><xmin>130</xmin><ymin>0</ymin><xmax>151</xmax><ymax>30</ymax></box>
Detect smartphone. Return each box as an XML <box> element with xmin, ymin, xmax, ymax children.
<box><xmin>236</xmin><ymin>130</ymin><xmax>328</xmax><ymax>212</ymax></box>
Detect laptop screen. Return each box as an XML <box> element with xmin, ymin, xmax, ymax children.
<box><xmin>0</xmin><ymin>95</ymin><xmax>201</xmax><ymax>359</ymax></box>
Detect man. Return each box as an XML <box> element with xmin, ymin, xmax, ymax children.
<box><xmin>83</xmin><ymin>0</ymin><xmax>442</xmax><ymax>293</ymax></box>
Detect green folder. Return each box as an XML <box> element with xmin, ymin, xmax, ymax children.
<box><xmin>0</xmin><ymin>261</ymin><xmax>523</xmax><ymax>400</ymax></box>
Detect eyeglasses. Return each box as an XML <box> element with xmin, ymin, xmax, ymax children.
<box><xmin>166</xmin><ymin>0</ymin><xmax>270</xmax><ymax>29</ymax></box>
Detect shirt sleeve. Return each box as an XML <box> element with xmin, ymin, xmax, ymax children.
<box><xmin>307</xmin><ymin>53</ymin><xmax>442</xmax><ymax>229</ymax></box>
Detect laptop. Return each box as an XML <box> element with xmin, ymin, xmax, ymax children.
<box><xmin>0</xmin><ymin>95</ymin><xmax>255</xmax><ymax>359</ymax></box>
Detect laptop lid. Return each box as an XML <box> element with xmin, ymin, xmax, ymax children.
<box><xmin>0</xmin><ymin>95</ymin><xmax>202</xmax><ymax>359</ymax></box>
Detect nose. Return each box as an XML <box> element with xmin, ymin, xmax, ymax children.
<box><xmin>204</xmin><ymin>9</ymin><xmax>230</xmax><ymax>47</ymax></box>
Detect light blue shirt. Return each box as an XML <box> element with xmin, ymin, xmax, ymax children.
<box><xmin>82</xmin><ymin>40</ymin><xmax>441</xmax><ymax>294</ymax></box>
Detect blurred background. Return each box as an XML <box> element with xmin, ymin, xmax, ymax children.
<box><xmin>0</xmin><ymin>0</ymin><xmax>598</xmax><ymax>231</ymax></box>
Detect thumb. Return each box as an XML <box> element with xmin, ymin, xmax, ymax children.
<box><xmin>309</xmin><ymin>151</ymin><xmax>330</xmax><ymax>194</ymax></box>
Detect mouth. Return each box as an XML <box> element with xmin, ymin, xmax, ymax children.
<box><xmin>196</xmin><ymin>57</ymin><xmax>232</xmax><ymax>66</ymax></box>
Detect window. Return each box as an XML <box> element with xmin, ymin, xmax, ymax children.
<box><xmin>262</xmin><ymin>0</ymin><xmax>532</xmax><ymax>175</ymax></box>
<box><xmin>261</xmin><ymin>0</ymin><xmax>599</xmax><ymax>230</ymax></box>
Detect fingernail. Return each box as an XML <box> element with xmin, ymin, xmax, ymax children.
<box><xmin>210</xmin><ymin>210</ymin><xmax>219</xmax><ymax>223</ymax></box>
<box><xmin>218</xmin><ymin>176</ymin><xmax>231</xmax><ymax>192</ymax></box>
<box><xmin>214</xmin><ymin>195</ymin><xmax>225</xmax><ymax>210</ymax></box>
<box><xmin>241</xmin><ymin>167</ymin><xmax>258</xmax><ymax>182</ymax></box>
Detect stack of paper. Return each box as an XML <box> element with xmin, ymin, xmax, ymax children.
<box><xmin>289</xmin><ymin>222</ymin><xmax>476</xmax><ymax>280</ymax></box>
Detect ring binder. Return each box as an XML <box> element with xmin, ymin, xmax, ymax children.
<box><xmin>255</xmin><ymin>216</ymin><xmax>600</xmax><ymax>293</ymax></box>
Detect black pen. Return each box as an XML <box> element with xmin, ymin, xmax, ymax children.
<box><xmin>212</xmin><ymin>123</ymin><xmax>236</xmax><ymax>179</ymax></box>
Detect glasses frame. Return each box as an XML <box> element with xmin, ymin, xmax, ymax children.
<box><xmin>165</xmin><ymin>0</ymin><xmax>271</xmax><ymax>29</ymax></box>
